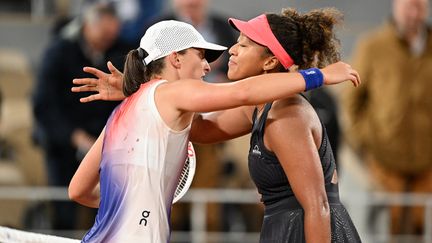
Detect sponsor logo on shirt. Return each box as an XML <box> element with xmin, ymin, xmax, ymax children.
<box><xmin>139</xmin><ymin>210</ymin><xmax>151</xmax><ymax>226</ymax></box>
<box><xmin>252</xmin><ymin>145</ymin><xmax>261</xmax><ymax>156</ymax></box>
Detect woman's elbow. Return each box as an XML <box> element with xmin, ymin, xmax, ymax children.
<box><xmin>303</xmin><ymin>195</ymin><xmax>330</xmax><ymax>217</ymax></box>
<box><xmin>315</xmin><ymin>194</ymin><xmax>331</xmax><ymax>218</ymax></box>
<box><xmin>320</xmin><ymin>198</ymin><xmax>330</xmax><ymax>217</ymax></box>
<box><xmin>68</xmin><ymin>184</ymin><xmax>83</xmax><ymax>202</ymax></box>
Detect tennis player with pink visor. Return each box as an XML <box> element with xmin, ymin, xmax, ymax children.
<box><xmin>216</xmin><ymin>9</ymin><xmax>363</xmax><ymax>243</ymax></box>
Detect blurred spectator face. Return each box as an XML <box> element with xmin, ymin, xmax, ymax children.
<box><xmin>172</xmin><ymin>0</ymin><xmax>209</xmax><ymax>24</ymax></box>
<box><xmin>84</xmin><ymin>13</ymin><xmax>121</xmax><ymax>52</ymax></box>
<box><xmin>393</xmin><ymin>0</ymin><xmax>429</xmax><ymax>34</ymax></box>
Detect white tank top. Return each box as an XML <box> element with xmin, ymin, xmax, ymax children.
<box><xmin>83</xmin><ymin>80</ymin><xmax>191</xmax><ymax>243</ymax></box>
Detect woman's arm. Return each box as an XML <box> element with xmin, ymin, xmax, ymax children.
<box><xmin>151</xmin><ymin>61</ymin><xmax>360</xmax><ymax>114</ymax></box>
<box><xmin>68</xmin><ymin>129</ymin><xmax>105</xmax><ymax>208</ymax></box>
<box><xmin>265</xmin><ymin>99</ymin><xmax>331</xmax><ymax>243</ymax></box>
<box><xmin>72</xmin><ymin>61</ymin><xmax>360</xmax><ymax>105</ymax></box>
<box><xmin>190</xmin><ymin>105</ymin><xmax>254</xmax><ymax>144</ymax></box>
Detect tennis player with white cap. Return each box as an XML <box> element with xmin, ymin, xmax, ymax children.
<box><xmin>69</xmin><ymin>19</ymin><xmax>359</xmax><ymax>242</ymax></box>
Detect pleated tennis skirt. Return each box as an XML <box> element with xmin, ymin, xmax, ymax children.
<box><xmin>259</xmin><ymin>196</ymin><xmax>362</xmax><ymax>243</ymax></box>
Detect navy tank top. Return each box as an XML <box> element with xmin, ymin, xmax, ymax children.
<box><xmin>248</xmin><ymin>100</ymin><xmax>336</xmax><ymax>206</ymax></box>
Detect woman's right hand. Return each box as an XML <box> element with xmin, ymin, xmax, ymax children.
<box><xmin>321</xmin><ymin>61</ymin><xmax>361</xmax><ymax>87</ymax></box>
<box><xmin>72</xmin><ymin>61</ymin><xmax>125</xmax><ymax>102</ymax></box>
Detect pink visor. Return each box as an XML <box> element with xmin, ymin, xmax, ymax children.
<box><xmin>228</xmin><ymin>14</ymin><xmax>294</xmax><ymax>69</ymax></box>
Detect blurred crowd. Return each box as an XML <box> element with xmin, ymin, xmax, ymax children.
<box><xmin>0</xmin><ymin>0</ymin><xmax>431</xmax><ymax>242</ymax></box>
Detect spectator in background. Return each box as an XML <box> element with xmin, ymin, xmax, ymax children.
<box><xmin>114</xmin><ymin>0</ymin><xmax>165</xmax><ymax>45</ymax></box>
<box><xmin>0</xmin><ymin>89</ymin><xmax>12</xmax><ymax>161</ymax></box>
<box><xmin>0</xmin><ymin>89</ymin><xmax>10</xmax><ymax>160</ymax></box>
<box><xmin>344</xmin><ymin>0</ymin><xmax>432</xmax><ymax>238</ymax></box>
<box><xmin>0</xmin><ymin>88</ymin><xmax>2</xmax><ymax>128</ymax></box>
<box><xmin>79</xmin><ymin>0</ymin><xmax>165</xmax><ymax>45</ymax></box>
<box><xmin>31</xmin><ymin>2</ymin><xmax>129</xmax><ymax>230</ymax></box>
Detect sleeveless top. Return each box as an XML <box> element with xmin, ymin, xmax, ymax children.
<box><xmin>83</xmin><ymin>80</ymin><xmax>191</xmax><ymax>243</ymax></box>
<box><xmin>248</xmin><ymin>101</ymin><xmax>337</xmax><ymax>207</ymax></box>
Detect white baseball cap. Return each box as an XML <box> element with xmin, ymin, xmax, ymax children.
<box><xmin>140</xmin><ymin>20</ymin><xmax>227</xmax><ymax>65</ymax></box>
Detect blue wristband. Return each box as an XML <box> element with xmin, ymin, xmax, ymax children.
<box><xmin>299</xmin><ymin>68</ymin><xmax>324</xmax><ymax>91</ymax></box>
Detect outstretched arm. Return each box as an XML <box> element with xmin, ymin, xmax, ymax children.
<box><xmin>72</xmin><ymin>61</ymin><xmax>360</xmax><ymax>103</ymax></box>
<box><xmin>163</xmin><ymin>61</ymin><xmax>359</xmax><ymax>113</ymax></box>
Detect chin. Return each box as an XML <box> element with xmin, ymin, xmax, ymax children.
<box><xmin>227</xmin><ymin>70</ymin><xmax>242</xmax><ymax>81</ymax></box>
<box><xmin>227</xmin><ymin>73</ymin><xmax>237</xmax><ymax>81</ymax></box>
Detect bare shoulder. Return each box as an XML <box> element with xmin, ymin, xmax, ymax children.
<box><xmin>269</xmin><ymin>95</ymin><xmax>318</xmax><ymax>123</ymax></box>
<box><xmin>266</xmin><ymin>95</ymin><xmax>322</xmax><ymax>148</ymax></box>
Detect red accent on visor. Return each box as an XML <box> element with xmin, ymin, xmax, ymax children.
<box><xmin>228</xmin><ymin>14</ymin><xmax>294</xmax><ymax>69</ymax></box>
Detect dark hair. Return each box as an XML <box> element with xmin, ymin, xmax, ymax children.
<box><xmin>123</xmin><ymin>49</ymin><xmax>164</xmax><ymax>96</ymax></box>
<box><xmin>266</xmin><ymin>8</ymin><xmax>343</xmax><ymax>70</ymax></box>
<box><xmin>122</xmin><ymin>48</ymin><xmax>187</xmax><ymax>96</ymax></box>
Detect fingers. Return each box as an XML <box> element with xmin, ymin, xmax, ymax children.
<box><xmin>339</xmin><ymin>62</ymin><xmax>360</xmax><ymax>87</ymax></box>
<box><xmin>80</xmin><ymin>94</ymin><xmax>101</xmax><ymax>103</ymax></box>
<box><xmin>348</xmin><ymin>75</ymin><xmax>358</xmax><ymax>87</ymax></box>
<box><xmin>83</xmin><ymin>66</ymin><xmax>106</xmax><ymax>78</ymax></box>
<box><xmin>353</xmin><ymin>70</ymin><xmax>361</xmax><ymax>85</ymax></box>
<box><xmin>349</xmin><ymin>74</ymin><xmax>360</xmax><ymax>87</ymax></box>
<box><xmin>72</xmin><ymin>78</ymin><xmax>99</xmax><ymax>93</ymax></box>
<box><xmin>348</xmin><ymin>68</ymin><xmax>361</xmax><ymax>87</ymax></box>
<box><xmin>107</xmin><ymin>61</ymin><xmax>120</xmax><ymax>75</ymax></box>
<box><xmin>73</xmin><ymin>78</ymin><xmax>99</xmax><ymax>86</ymax></box>
<box><xmin>71</xmin><ymin>84</ymin><xmax>97</xmax><ymax>93</ymax></box>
